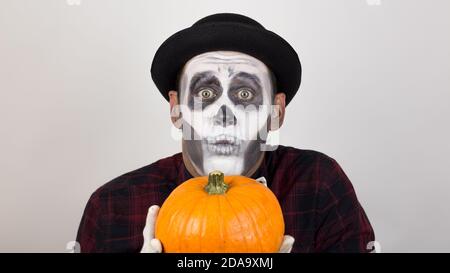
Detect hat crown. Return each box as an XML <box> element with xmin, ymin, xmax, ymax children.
<box><xmin>192</xmin><ymin>13</ymin><xmax>265</xmax><ymax>29</ymax></box>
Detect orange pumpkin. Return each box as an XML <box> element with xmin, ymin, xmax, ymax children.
<box><xmin>155</xmin><ymin>170</ymin><xmax>285</xmax><ymax>253</ymax></box>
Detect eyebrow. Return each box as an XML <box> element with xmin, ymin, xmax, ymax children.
<box><xmin>230</xmin><ymin>72</ymin><xmax>262</xmax><ymax>90</ymax></box>
<box><xmin>189</xmin><ymin>71</ymin><xmax>222</xmax><ymax>92</ymax></box>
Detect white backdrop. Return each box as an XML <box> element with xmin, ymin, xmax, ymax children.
<box><xmin>1</xmin><ymin>0</ymin><xmax>449</xmax><ymax>252</ymax></box>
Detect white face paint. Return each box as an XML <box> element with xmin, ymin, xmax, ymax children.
<box><xmin>178</xmin><ymin>51</ymin><xmax>274</xmax><ymax>176</ymax></box>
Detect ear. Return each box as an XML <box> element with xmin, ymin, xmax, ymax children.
<box><xmin>268</xmin><ymin>92</ymin><xmax>286</xmax><ymax>130</ymax></box>
<box><xmin>168</xmin><ymin>90</ymin><xmax>182</xmax><ymax>129</ymax></box>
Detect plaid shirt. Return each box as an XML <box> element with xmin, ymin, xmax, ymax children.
<box><xmin>76</xmin><ymin>145</ymin><xmax>375</xmax><ymax>253</ymax></box>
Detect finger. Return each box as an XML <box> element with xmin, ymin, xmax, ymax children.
<box><xmin>255</xmin><ymin>176</ymin><xmax>268</xmax><ymax>187</ymax></box>
<box><xmin>141</xmin><ymin>205</ymin><xmax>160</xmax><ymax>253</ymax></box>
<box><xmin>140</xmin><ymin>230</ymin><xmax>151</xmax><ymax>253</ymax></box>
<box><xmin>140</xmin><ymin>240</ymin><xmax>150</xmax><ymax>253</ymax></box>
<box><xmin>150</xmin><ymin>238</ymin><xmax>162</xmax><ymax>253</ymax></box>
<box><xmin>278</xmin><ymin>235</ymin><xmax>295</xmax><ymax>253</ymax></box>
<box><xmin>146</xmin><ymin>205</ymin><xmax>160</xmax><ymax>239</ymax></box>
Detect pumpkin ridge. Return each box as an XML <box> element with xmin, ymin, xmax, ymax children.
<box><xmin>155</xmin><ymin>189</ymin><xmax>202</xmax><ymax>247</ymax></box>
<box><xmin>161</xmin><ymin>196</ymin><xmax>198</xmax><ymax>252</ymax></box>
<box><xmin>160</xmin><ymin>183</ymin><xmax>206</xmax><ymax>219</ymax></box>
<box><xmin>232</xmin><ymin>192</ymin><xmax>275</xmax><ymax>245</ymax></box>
<box><xmin>217</xmin><ymin>195</ymin><xmax>226</xmax><ymax>252</ymax></box>
<box><xmin>232</xmin><ymin>186</ymin><xmax>274</xmax><ymax>221</ymax></box>
<box><xmin>160</xmin><ymin>190</ymin><xmax>207</xmax><ymax>252</ymax></box>
<box><xmin>226</xmin><ymin>192</ymin><xmax>265</xmax><ymax>252</ymax></box>
<box><xmin>223</xmin><ymin>193</ymin><xmax>250</xmax><ymax>252</ymax></box>
<box><xmin>233</xmin><ymin>181</ymin><xmax>264</xmax><ymax>188</ymax></box>
<box><xmin>197</xmin><ymin>190</ymin><xmax>211</xmax><ymax>252</ymax></box>
<box><xmin>177</xmin><ymin>193</ymin><xmax>209</xmax><ymax>252</ymax></box>
<box><xmin>157</xmin><ymin>190</ymin><xmax>206</xmax><ymax>240</ymax></box>
<box><xmin>231</xmin><ymin>187</ymin><xmax>283</xmax><ymax>251</ymax></box>
<box><xmin>162</xmin><ymin>189</ymin><xmax>205</xmax><ymax>217</ymax></box>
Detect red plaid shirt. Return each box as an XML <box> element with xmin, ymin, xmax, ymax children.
<box><xmin>76</xmin><ymin>145</ymin><xmax>375</xmax><ymax>253</ymax></box>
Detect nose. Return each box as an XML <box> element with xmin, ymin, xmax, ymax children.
<box><xmin>213</xmin><ymin>105</ymin><xmax>237</xmax><ymax>127</ymax></box>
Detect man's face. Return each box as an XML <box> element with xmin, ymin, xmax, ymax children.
<box><xmin>177</xmin><ymin>51</ymin><xmax>274</xmax><ymax>176</ymax></box>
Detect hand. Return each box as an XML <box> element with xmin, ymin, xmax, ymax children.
<box><xmin>140</xmin><ymin>205</ymin><xmax>162</xmax><ymax>253</ymax></box>
<box><xmin>278</xmin><ymin>235</ymin><xmax>295</xmax><ymax>253</ymax></box>
<box><xmin>255</xmin><ymin>176</ymin><xmax>295</xmax><ymax>253</ymax></box>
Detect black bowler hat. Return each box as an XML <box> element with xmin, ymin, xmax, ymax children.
<box><xmin>150</xmin><ymin>13</ymin><xmax>302</xmax><ymax>106</ymax></box>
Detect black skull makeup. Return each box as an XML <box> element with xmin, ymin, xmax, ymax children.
<box><xmin>176</xmin><ymin>51</ymin><xmax>276</xmax><ymax>176</ymax></box>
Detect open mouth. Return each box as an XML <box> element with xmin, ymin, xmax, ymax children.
<box><xmin>205</xmin><ymin>135</ymin><xmax>240</xmax><ymax>155</ymax></box>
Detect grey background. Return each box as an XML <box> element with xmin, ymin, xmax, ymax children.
<box><xmin>1</xmin><ymin>0</ymin><xmax>449</xmax><ymax>252</ymax></box>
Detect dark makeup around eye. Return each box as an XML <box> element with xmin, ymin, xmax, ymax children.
<box><xmin>228</xmin><ymin>72</ymin><xmax>263</xmax><ymax>106</ymax></box>
<box><xmin>187</xmin><ymin>71</ymin><xmax>264</xmax><ymax>110</ymax></box>
<box><xmin>188</xmin><ymin>71</ymin><xmax>223</xmax><ymax>110</ymax></box>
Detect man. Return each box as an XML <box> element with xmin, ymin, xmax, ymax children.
<box><xmin>76</xmin><ymin>13</ymin><xmax>375</xmax><ymax>253</ymax></box>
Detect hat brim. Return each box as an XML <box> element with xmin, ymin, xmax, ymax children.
<box><xmin>151</xmin><ymin>22</ymin><xmax>301</xmax><ymax>106</ymax></box>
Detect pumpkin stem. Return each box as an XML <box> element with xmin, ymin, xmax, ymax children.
<box><xmin>205</xmin><ymin>170</ymin><xmax>228</xmax><ymax>195</ymax></box>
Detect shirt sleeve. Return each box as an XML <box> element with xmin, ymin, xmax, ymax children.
<box><xmin>76</xmin><ymin>190</ymin><xmax>104</xmax><ymax>253</ymax></box>
<box><xmin>314</xmin><ymin>157</ymin><xmax>375</xmax><ymax>253</ymax></box>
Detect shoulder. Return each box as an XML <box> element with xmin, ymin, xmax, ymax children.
<box><xmin>89</xmin><ymin>152</ymin><xmax>183</xmax><ymax>200</ymax></box>
<box><xmin>272</xmin><ymin>144</ymin><xmax>339</xmax><ymax>171</ymax></box>
<box><xmin>271</xmin><ymin>145</ymin><xmax>350</xmax><ymax>189</ymax></box>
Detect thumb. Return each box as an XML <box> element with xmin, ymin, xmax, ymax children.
<box><xmin>140</xmin><ymin>205</ymin><xmax>161</xmax><ymax>253</ymax></box>
<box><xmin>278</xmin><ymin>235</ymin><xmax>295</xmax><ymax>253</ymax></box>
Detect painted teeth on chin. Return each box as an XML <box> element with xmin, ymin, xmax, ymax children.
<box><xmin>206</xmin><ymin>135</ymin><xmax>237</xmax><ymax>145</ymax></box>
<box><xmin>207</xmin><ymin>143</ymin><xmax>237</xmax><ymax>155</ymax></box>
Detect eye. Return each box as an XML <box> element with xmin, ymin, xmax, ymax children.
<box><xmin>197</xmin><ymin>88</ymin><xmax>216</xmax><ymax>99</ymax></box>
<box><xmin>236</xmin><ymin>88</ymin><xmax>253</xmax><ymax>100</ymax></box>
